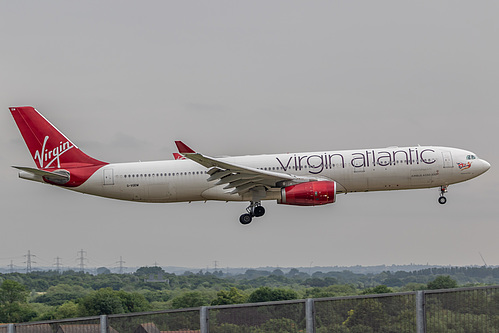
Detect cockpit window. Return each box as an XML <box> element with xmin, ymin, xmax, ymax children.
<box><xmin>466</xmin><ymin>155</ymin><xmax>477</xmax><ymax>160</ymax></box>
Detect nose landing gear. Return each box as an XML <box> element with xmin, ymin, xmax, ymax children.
<box><xmin>239</xmin><ymin>201</ymin><xmax>265</xmax><ymax>225</ymax></box>
<box><xmin>438</xmin><ymin>186</ymin><xmax>448</xmax><ymax>204</ymax></box>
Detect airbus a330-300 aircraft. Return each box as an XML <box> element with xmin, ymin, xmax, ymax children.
<box><xmin>10</xmin><ymin>106</ymin><xmax>490</xmax><ymax>224</ymax></box>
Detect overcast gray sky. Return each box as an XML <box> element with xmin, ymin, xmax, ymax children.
<box><xmin>1</xmin><ymin>1</ymin><xmax>498</xmax><ymax>271</ymax></box>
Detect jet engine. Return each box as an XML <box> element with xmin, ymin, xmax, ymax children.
<box><xmin>278</xmin><ymin>181</ymin><xmax>336</xmax><ymax>206</ymax></box>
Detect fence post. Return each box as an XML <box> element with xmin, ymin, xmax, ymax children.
<box><xmin>416</xmin><ymin>290</ymin><xmax>425</xmax><ymax>333</ymax></box>
<box><xmin>306</xmin><ymin>298</ymin><xmax>315</xmax><ymax>333</ymax></box>
<box><xmin>100</xmin><ymin>315</ymin><xmax>108</xmax><ymax>333</ymax></box>
<box><xmin>200</xmin><ymin>306</ymin><xmax>209</xmax><ymax>333</ymax></box>
<box><xmin>7</xmin><ymin>324</ymin><xmax>15</xmax><ymax>333</ymax></box>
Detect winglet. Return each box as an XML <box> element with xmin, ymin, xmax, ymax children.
<box><xmin>175</xmin><ymin>141</ymin><xmax>196</xmax><ymax>154</ymax></box>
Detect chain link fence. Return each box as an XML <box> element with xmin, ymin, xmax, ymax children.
<box><xmin>9</xmin><ymin>317</ymin><xmax>101</xmax><ymax>333</ymax></box>
<box><xmin>314</xmin><ymin>292</ymin><xmax>416</xmax><ymax>332</ymax></box>
<box><xmin>208</xmin><ymin>299</ymin><xmax>306</xmax><ymax>332</ymax></box>
<box><xmin>425</xmin><ymin>286</ymin><xmax>499</xmax><ymax>332</ymax></box>
<box><xmin>1</xmin><ymin>285</ymin><xmax>498</xmax><ymax>333</ymax></box>
<box><xmin>108</xmin><ymin>309</ymin><xmax>199</xmax><ymax>333</ymax></box>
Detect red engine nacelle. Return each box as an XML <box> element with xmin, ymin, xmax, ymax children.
<box><xmin>278</xmin><ymin>181</ymin><xmax>336</xmax><ymax>206</ymax></box>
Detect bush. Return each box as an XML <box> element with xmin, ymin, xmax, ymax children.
<box><xmin>248</xmin><ymin>287</ymin><xmax>298</xmax><ymax>303</ymax></box>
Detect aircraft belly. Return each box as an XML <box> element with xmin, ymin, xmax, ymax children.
<box><xmin>334</xmin><ymin>167</ymin><xmax>420</xmax><ymax>192</ymax></box>
<box><xmin>201</xmin><ymin>185</ymin><xmax>243</xmax><ymax>201</ymax></box>
<box><xmin>410</xmin><ymin>168</ymin><xmax>436</xmax><ymax>186</ymax></box>
<box><xmin>147</xmin><ymin>183</ymin><xmax>173</xmax><ymax>202</ymax></box>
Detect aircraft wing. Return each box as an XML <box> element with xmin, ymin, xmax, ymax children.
<box><xmin>175</xmin><ymin>141</ymin><xmax>327</xmax><ymax>195</ymax></box>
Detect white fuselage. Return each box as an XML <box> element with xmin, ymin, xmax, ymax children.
<box><xmin>71</xmin><ymin>146</ymin><xmax>489</xmax><ymax>203</ymax></box>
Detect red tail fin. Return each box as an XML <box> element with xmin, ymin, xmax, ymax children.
<box><xmin>10</xmin><ymin>106</ymin><xmax>106</xmax><ymax>169</ymax></box>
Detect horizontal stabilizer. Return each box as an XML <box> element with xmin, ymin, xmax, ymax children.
<box><xmin>12</xmin><ymin>166</ymin><xmax>70</xmax><ymax>181</ymax></box>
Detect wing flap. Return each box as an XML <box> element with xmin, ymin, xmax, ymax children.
<box><xmin>223</xmin><ymin>178</ymin><xmax>264</xmax><ymax>190</ymax></box>
<box><xmin>215</xmin><ymin>173</ymin><xmax>257</xmax><ymax>186</ymax></box>
<box><xmin>230</xmin><ymin>182</ymin><xmax>265</xmax><ymax>194</ymax></box>
<box><xmin>207</xmin><ymin>169</ymin><xmax>233</xmax><ymax>181</ymax></box>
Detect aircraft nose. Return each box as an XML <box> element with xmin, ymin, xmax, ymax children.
<box><xmin>480</xmin><ymin>159</ymin><xmax>491</xmax><ymax>173</ymax></box>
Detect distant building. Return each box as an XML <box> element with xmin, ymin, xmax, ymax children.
<box><xmin>15</xmin><ymin>324</ymin><xmax>52</xmax><ymax>333</ymax></box>
<box><xmin>57</xmin><ymin>324</ymin><xmax>118</xmax><ymax>333</ymax></box>
<box><xmin>134</xmin><ymin>323</ymin><xmax>199</xmax><ymax>333</ymax></box>
<box><xmin>134</xmin><ymin>323</ymin><xmax>160</xmax><ymax>333</ymax></box>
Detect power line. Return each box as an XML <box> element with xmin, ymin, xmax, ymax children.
<box><xmin>54</xmin><ymin>257</ymin><xmax>63</xmax><ymax>273</ymax></box>
<box><xmin>24</xmin><ymin>250</ymin><xmax>36</xmax><ymax>273</ymax></box>
<box><xmin>116</xmin><ymin>256</ymin><xmax>126</xmax><ymax>274</ymax></box>
<box><xmin>76</xmin><ymin>249</ymin><xmax>88</xmax><ymax>272</ymax></box>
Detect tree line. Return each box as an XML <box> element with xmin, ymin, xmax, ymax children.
<box><xmin>0</xmin><ymin>265</ymin><xmax>494</xmax><ymax>323</ymax></box>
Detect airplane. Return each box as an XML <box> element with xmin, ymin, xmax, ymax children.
<box><xmin>10</xmin><ymin>106</ymin><xmax>490</xmax><ymax>225</ymax></box>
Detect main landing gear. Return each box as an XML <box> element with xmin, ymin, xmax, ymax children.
<box><xmin>239</xmin><ymin>201</ymin><xmax>265</xmax><ymax>225</ymax></box>
<box><xmin>438</xmin><ymin>185</ymin><xmax>448</xmax><ymax>204</ymax></box>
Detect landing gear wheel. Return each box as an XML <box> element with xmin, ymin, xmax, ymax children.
<box><xmin>438</xmin><ymin>185</ymin><xmax>448</xmax><ymax>205</ymax></box>
<box><xmin>254</xmin><ymin>206</ymin><xmax>265</xmax><ymax>217</ymax></box>
<box><xmin>239</xmin><ymin>214</ymin><xmax>253</xmax><ymax>225</ymax></box>
<box><xmin>438</xmin><ymin>196</ymin><xmax>447</xmax><ymax>205</ymax></box>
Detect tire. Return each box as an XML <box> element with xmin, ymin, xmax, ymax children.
<box><xmin>438</xmin><ymin>196</ymin><xmax>447</xmax><ymax>204</ymax></box>
<box><xmin>254</xmin><ymin>206</ymin><xmax>265</xmax><ymax>217</ymax></box>
<box><xmin>239</xmin><ymin>214</ymin><xmax>253</xmax><ymax>225</ymax></box>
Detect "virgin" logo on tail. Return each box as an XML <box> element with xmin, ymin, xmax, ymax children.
<box><xmin>34</xmin><ymin>136</ymin><xmax>74</xmax><ymax>169</ymax></box>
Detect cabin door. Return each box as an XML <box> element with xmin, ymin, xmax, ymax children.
<box><xmin>442</xmin><ymin>152</ymin><xmax>454</xmax><ymax>168</ymax></box>
<box><xmin>104</xmin><ymin>169</ymin><xmax>114</xmax><ymax>185</ymax></box>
